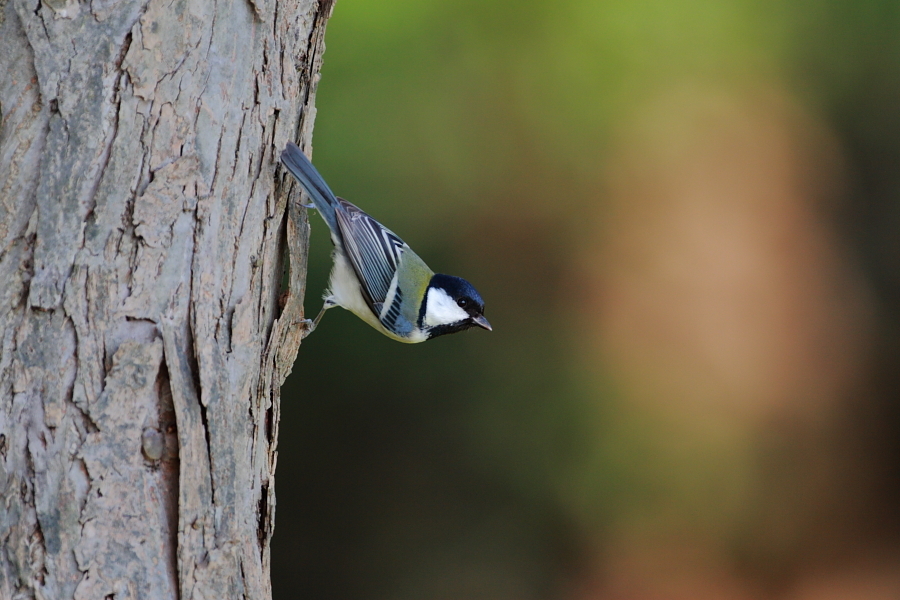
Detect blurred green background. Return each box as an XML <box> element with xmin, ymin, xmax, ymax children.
<box><xmin>273</xmin><ymin>1</ymin><xmax>900</xmax><ymax>598</ymax></box>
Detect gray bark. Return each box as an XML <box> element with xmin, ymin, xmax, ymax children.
<box><xmin>0</xmin><ymin>0</ymin><xmax>329</xmax><ymax>597</ymax></box>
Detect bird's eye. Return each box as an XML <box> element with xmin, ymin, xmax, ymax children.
<box><xmin>457</xmin><ymin>298</ymin><xmax>468</xmax><ymax>308</ymax></box>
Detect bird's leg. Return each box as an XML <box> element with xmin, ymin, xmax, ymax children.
<box><xmin>312</xmin><ymin>298</ymin><xmax>337</xmax><ymax>328</ymax></box>
<box><xmin>302</xmin><ymin>297</ymin><xmax>337</xmax><ymax>337</ymax></box>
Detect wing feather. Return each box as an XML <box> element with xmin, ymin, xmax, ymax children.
<box><xmin>335</xmin><ymin>198</ymin><xmax>407</xmax><ymax>315</ymax></box>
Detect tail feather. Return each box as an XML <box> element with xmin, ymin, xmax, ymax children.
<box><xmin>281</xmin><ymin>142</ymin><xmax>338</xmax><ymax>232</ymax></box>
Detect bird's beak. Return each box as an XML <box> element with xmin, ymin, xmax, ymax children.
<box><xmin>472</xmin><ymin>314</ymin><xmax>492</xmax><ymax>331</ymax></box>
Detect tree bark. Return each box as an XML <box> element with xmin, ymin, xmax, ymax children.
<box><xmin>0</xmin><ymin>0</ymin><xmax>329</xmax><ymax>597</ymax></box>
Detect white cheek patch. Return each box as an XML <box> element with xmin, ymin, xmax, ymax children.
<box><xmin>424</xmin><ymin>287</ymin><xmax>470</xmax><ymax>327</ymax></box>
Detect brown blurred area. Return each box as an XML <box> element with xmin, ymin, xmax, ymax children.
<box><xmin>273</xmin><ymin>2</ymin><xmax>900</xmax><ymax>599</ymax></box>
<box><xmin>593</xmin><ymin>86</ymin><xmax>868</xmax><ymax>422</ymax></box>
<box><xmin>569</xmin><ymin>85</ymin><xmax>895</xmax><ymax>600</ymax></box>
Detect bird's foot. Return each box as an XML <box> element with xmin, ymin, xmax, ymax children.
<box><xmin>301</xmin><ymin>299</ymin><xmax>336</xmax><ymax>339</ymax></box>
<box><xmin>300</xmin><ymin>318</ymin><xmax>317</xmax><ymax>338</ymax></box>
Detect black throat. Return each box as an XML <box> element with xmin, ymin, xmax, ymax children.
<box><xmin>425</xmin><ymin>320</ymin><xmax>478</xmax><ymax>341</ymax></box>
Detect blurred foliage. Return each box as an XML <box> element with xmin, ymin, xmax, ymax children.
<box><xmin>274</xmin><ymin>0</ymin><xmax>900</xmax><ymax>598</ymax></box>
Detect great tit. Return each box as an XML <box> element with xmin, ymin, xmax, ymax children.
<box><xmin>281</xmin><ymin>142</ymin><xmax>491</xmax><ymax>343</ymax></box>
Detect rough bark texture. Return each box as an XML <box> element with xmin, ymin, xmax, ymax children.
<box><xmin>0</xmin><ymin>0</ymin><xmax>329</xmax><ymax>597</ymax></box>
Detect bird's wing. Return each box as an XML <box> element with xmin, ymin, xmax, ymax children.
<box><xmin>334</xmin><ymin>198</ymin><xmax>408</xmax><ymax>314</ymax></box>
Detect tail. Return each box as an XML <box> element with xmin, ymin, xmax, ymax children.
<box><xmin>281</xmin><ymin>142</ymin><xmax>339</xmax><ymax>232</ymax></box>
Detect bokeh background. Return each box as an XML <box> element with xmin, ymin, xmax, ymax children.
<box><xmin>273</xmin><ymin>1</ymin><xmax>900</xmax><ymax>598</ymax></box>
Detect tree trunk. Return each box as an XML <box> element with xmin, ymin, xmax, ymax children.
<box><xmin>0</xmin><ymin>0</ymin><xmax>329</xmax><ymax>597</ymax></box>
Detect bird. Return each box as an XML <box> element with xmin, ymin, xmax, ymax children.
<box><xmin>281</xmin><ymin>142</ymin><xmax>491</xmax><ymax>343</ymax></box>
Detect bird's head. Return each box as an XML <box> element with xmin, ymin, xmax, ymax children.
<box><xmin>421</xmin><ymin>274</ymin><xmax>491</xmax><ymax>339</ymax></box>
